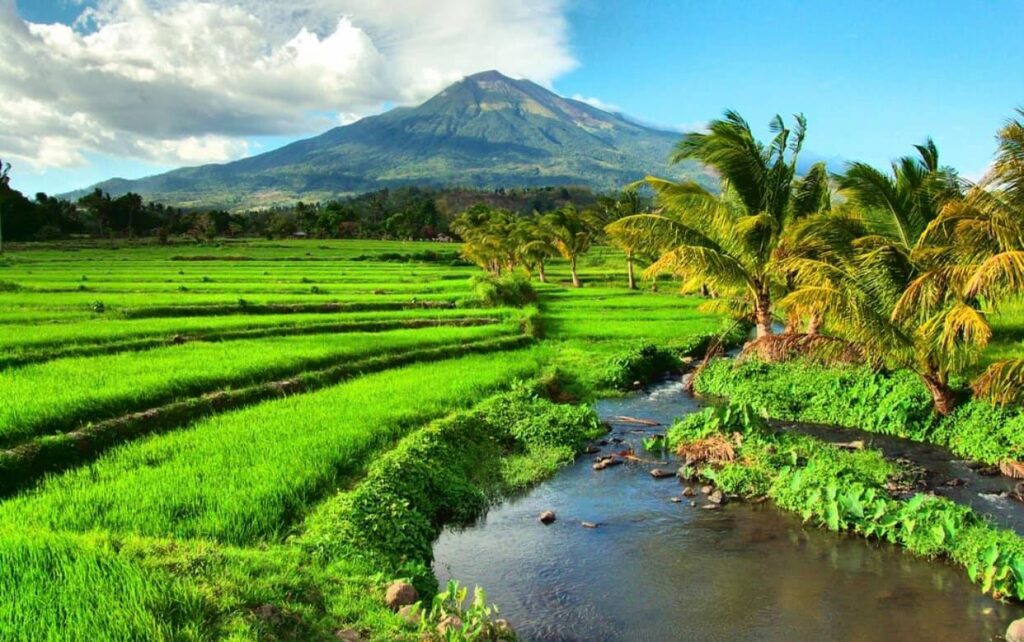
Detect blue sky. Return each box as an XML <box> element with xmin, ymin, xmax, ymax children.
<box><xmin>6</xmin><ymin>0</ymin><xmax>1024</xmax><ymax>196</ymax></box>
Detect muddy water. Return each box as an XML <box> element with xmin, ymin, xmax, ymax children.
<box><xmin>433</xmin><ymin>381</ymin><xmax>1024</xmax><ymax>641</ymax></box>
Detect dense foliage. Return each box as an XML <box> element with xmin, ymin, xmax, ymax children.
<box><xmin>695</xmin><ymin>358</ymin><xmax>1024</xmax><ymax>464</ymax></box>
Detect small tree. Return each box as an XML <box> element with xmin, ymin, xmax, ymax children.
<box><xmin>542</xmin><ymin>205</ymin><xmax>595</xmax><ymax>287</ymax></box>
<box><xmin>0</xmin><ymin>159</ymin><xmax>10</xmax><ymax>253</ymax></box>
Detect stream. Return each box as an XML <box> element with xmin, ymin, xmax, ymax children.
<box><xmin>433</xmin><ymin>380</ymin><xmax>1024</xmax><ymax>641</ymax></box>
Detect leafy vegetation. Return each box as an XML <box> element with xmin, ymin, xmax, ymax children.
<box><xmin>668</xmin><ymin>401</ymin><xmax>1024</xmax><ymax>602</ymax></box>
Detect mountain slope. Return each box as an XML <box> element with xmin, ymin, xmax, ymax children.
<box><xmin>80</xmin><ymin>70</ymin><xmax>709</xmax><ymax>210</ymax></box>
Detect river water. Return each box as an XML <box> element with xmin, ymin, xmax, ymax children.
<box><xmin>433</xmin><ymin>380</ymin><xmax>1024</xmax><ymax>641</ymax></box>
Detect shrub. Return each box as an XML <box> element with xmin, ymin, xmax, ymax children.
<box><xmin>695</xmin><ymin>358</ymin><xmax>1024</xmax><ymax>464</ymax></box>
<box><xmin>470</xmin><ymin>274</ymin><xmax>536</xmax><ymax>308</ymax></box>
<box><xmin>600</xmin><ymin>343</ymin><xmax>680</xmax><ymax>390</ymax></box>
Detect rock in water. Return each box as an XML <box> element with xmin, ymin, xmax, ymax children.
<box><xmin>581</xmin><ymin>521</ymin><xmax>598</xmax><ymax>528</ymax></box>
<box><xmin>700</xmin><ymin>485</ymin><xmax>713</xmax><ymax>495</ymax></box>
<box><xmin>650</xmin><ymin>468</ymin><xmax>674</xmax><ymax>479</ymax></box>
<box><xmin>539</xmin><ymin>510</ymin><xmax>557</xmax><ymax>525</ymax></box>
<box><xmin>1007</xmin><ymin>618</ymin><xmax>1024</xmax><ymax>642</ymax></box>
<box><xmin>682</xmin><ymin>486</ymin><xmax>696</xmax><ymax>497</ymax></box>
<box><xmin>708</xmin><ymin>490</ymin><xmax>725</xmax><ymax>505</ymax></box>
<box><xmin>384</xmin><ymin>582</ymin><xmax>418</xmax><ymax>610</ymax></box>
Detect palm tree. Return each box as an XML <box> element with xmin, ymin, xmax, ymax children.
<box><xmin>930</xmin><ymin>109</ymin><xmax>1024</xmax><ymax>405</ymax></box>
<box><xmin>451</xmin><ymin>206</ymin><xmax>519</xmax><ymax>274</ymax></box>
<box><xmin>781</xmin><ymin>140</ymin><xmax>1005</xmax><ymax>415</ymax></box>
<box><xmin>542</xmin><ymin>205</ymin><xmax>595</xmax><ymax>287</ymax></box>
<box><xmin>514</xmin><ymin>215</ymin><xmax>557</xmax><ymax>283</ymax></box>
<box><xmin>612</xmin><ymin>111</ymin><xmax>813</xmax><ymax>337</ymax></box>
<box><xmin>600</xmin><ymin>190</ymin><xmax>646</xmax><ymax>289</ymax></box>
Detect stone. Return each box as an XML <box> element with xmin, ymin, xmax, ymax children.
<box><xmin>395</xmin><ymin>605</ymin><xmax>420</xmax><ymax>626</ymax></box>
<box><xmin>669</xmin><ymin>497</ymin><xmax>682</xmax><ymax>503</ymax></box>
<box><xmin>384</xmin><ymin>582</ymin><xmax>418</xmax><ymax>610</ymax></box>
<box><xmin>689</xmin><ymin>501</ymin><xmax>698</xmax><ymax>507</ymax></box>
<box><xmin>437</xmin><ymin>614</ymin><xmax>463</xmax><ymax>635</ymax></box>
<box><xmin>1007</xmin><ymin>618</ymin><xmax>1024</xmax><ymax>642</ymax></box>
<box><xmin>682</xmin><ymin>486</ymin><xmax>696</xmax><ymax>497</ymax></box>
<box><xmin>334</xmin><ymin>629</ymin><xmax>365</xmax><ymax>641</ymax></box>
<box><xmin>708</xmin><ymin>490</ymin><xmax>725</xmax><ymax>505</ymax></box>
<box><xmin>649</xmin><ymin>468</ymin><xmax>674</xmax><ymax>479</ymax></box>
<box><xmin>944</xmin><ymin>477</ymin><xmax>966</xmax><ymax>487</ymax></box>
<box><xmin>495</xmin><ymin>619</ymin><xmax>514</xmax><ymax>635</ymax></box>
<box><xmin>539</xmin><ymin>510</ymin><xmax>557</xmax><ymax>525</ymax></box>
<box><xmin>700</xmin><ymin>485</ymin><xmax>713</xmax><ymax>495</ymax></box>
<box><xmin>581</xmin><ymin>521</ymin><xmax>598</xmax><ymax>528</ymax></box>
<box><xmin>835</xmin><ymin>440</ymin><xmax>865</xmax><ymax>451</ymax></box>
<box><xmin>583</xmin><ymin>445</ymin><xmax>600</xmax><ymax>454</ymax></box>
<box><xmin>702</xmin><ymin>503</ymin><xmax>721</xmax><ymax>511</ymax></box>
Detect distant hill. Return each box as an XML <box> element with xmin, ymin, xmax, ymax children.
<box><xmin>73</xmin><ymin>70</ymin><xmax>711</xmax><ymax>210</ymax></box>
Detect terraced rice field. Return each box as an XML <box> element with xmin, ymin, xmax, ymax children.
<box><xmin>0</xmin><ymin>239</ymin><xmax>726</xmax><ymax>640</ymax></box>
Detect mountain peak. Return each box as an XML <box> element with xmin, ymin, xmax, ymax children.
<box><xmin>464</xmin><ymin>69</ymin><xmax>515</xmax><ymax>83</ymax></box>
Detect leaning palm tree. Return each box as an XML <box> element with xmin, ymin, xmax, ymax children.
<box><xmin>542</xmin><ymin>205</ymin><xmax>595</xmax><ymax>287</ymax></box>
<box><xmin>611</xmin><ymin>111</ymin><xmax>812</xmax><ymax>337</ymax></box>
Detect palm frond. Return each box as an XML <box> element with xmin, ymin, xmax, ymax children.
<box><xmin>973</xmin><ymin>359</ymin><xmax>1024</xmax><ymax>406</ymax></box>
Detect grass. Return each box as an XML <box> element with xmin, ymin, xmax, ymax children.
<box><xmin>0</xmin><ymin>348</ymin><xmax>547</xmax><ymax>544</ymax></box>
<box><xmin>0</xmin><ymin>323</ymin><xmax>515</xmax><ymax>449</ymax></box>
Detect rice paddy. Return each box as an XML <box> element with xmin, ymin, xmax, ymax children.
<box><xmin>0</xmin><ymin>239</ymin><xmax>728</xmax><ymax>640</ymax></box>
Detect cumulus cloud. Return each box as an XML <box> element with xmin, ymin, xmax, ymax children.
<box><xmin>0</xmin><ymin>0</ymin><xmax>576</xmax><ymax>171</ymax></box>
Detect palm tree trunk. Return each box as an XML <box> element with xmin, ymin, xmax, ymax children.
<box><xmin>570</xmin><ymin>256</ymin><xmax>580</xmax><ymax>288</ymax></box>
<box><xmin>538</xmin><ymin>259</ymin><xmax>547</xmax><ymax>283</ymax></box>
<box><xmin>922</xmin><ymin>374</ymin><xmax>958</xmax><ymax>415</ymax></box>
<box><xmin>626</xmin><ymin>249</ymin><xmax>636</xmax><ymax>290</ymax></box>
<box><xmin>754</xmin><ymin>290</ymin><xmax>773</xmax><ymax>338</ymax></box>
<box><xmin>784</xmin><ymin>310</ymin><xmax>800</xmax><ymax>335</ymax></box>
<box><xmin>806</xmin><ymin>312</ymin><xmax>824</xmax><ymax>336</ymax></box>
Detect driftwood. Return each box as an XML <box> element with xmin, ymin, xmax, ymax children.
<box><xmin>610</xmin><ymin>415</ymin><xmax>661</xmax><ymax>426</ymax></box>
<box><xmin>1000</xmin><ymin>460</ymin><xmax>1024</xmax><ymax>479</ymax></box>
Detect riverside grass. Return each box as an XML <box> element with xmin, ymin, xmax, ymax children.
<box><xmin>668</xmin><ymin>405</ymin><xmax>1024</xmax><ymax>603</ymax></box>
<box><xmin>694</xmin><ymin>357</ymin><xmax>1024</xmax><ymax>465</ymax></box>
<box><xmin>0</xmin><ymin>323</ymin><xmax>516</xmax><ymax>449</ymax></box>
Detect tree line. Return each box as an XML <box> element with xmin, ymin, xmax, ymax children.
<box><xmin>0</xmin><ymin>178</ymin><xmax>598</xmax><ymax>245</ymax></box>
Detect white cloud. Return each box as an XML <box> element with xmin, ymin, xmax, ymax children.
<box><xmin>571</xmin><ymin>94</ymin><xmax>620</xmax><ymax>113</ymax></box>
<box><xmin>0</xmin><ymin>0</ymin><xmax>576</xmax><ymax>172</ymax></box>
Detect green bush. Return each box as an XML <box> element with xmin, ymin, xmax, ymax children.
<box><xmin>470</xmin><ymin>274</ymin><xmax>536</xmax><ymax>308</ymax></box>
<box><xmin>600</xmin><ymin>343</ymin><xmax>681</xmax><ymax>389</ymax></box>
<box><xmin>480</xmin><ymin>383</ymin><xmax>602</xmax><ymax>450</ymax></box>
<box><xmin>301</xmin><ymin>385</ymin><xmax>601</xmax><ymax>595</ymax></box>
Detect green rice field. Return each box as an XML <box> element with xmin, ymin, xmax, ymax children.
<box><xmin>0</xmin><ymin>239</ymin><xmax>727</xmax><ymax>641</ymax></box>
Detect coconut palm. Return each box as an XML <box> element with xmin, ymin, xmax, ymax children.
<box><xmin>600</xmin><ymin>190</ymin><xmax>646</xmax><ymax>289</ymax></box>
<box><xmin>611</xmin><ymin>111</ymin><xmax>814</xmax><ymax>337</ymax></box>
<box><xmin>542</xmin><ymin>205</ymin><xmax>595</xmax><ymax>287</ymax></box>
<box><xmin>780</xmin><ymin>140</ymin><xmax>1011</xmax><ymax>415</ymax></box>
<box><xmin>513</xmin><ymin>215</ymin><xmax>557</xmax><ymax>283</ymax></box>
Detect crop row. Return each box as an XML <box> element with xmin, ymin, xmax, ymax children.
<box><xmin>0</xmin><ymin>312</ymin><xmax>506</xmax><ymax>369</ymax></box>
<box><xmin>0</xmin><ymin>347</ymin><xmax>547</xmax><ymax>544</ymax></box>
<box><xmin>0</xmin><ymin>323</ymin><xmax>516</xmax><ymax>449</ymax></box>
